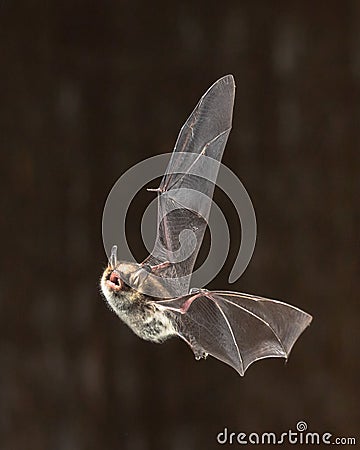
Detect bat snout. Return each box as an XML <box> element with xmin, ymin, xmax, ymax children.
<box><xmin>106</xmin><ymin>270</ymin><xmax>124</xmax><ymax>292</ymax></box>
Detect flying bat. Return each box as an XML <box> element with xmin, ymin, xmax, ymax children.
<box><xmin>100</xmin><ymin>75</ymin><xmax>312</xmax><ymax>376</ymax></box>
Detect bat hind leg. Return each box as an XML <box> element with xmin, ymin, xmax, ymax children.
<box><xmin>189</xmin><ymin>335</ymin><xmax>208</xmax><ymax>360</ymax></box>
<box><xmin>177</xmin><ymin>330</ymin><xmax>208</xmax><ymax>360</ymax></box>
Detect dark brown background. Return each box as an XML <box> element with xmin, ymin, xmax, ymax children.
<box><xmin>1</xmin><ymin>1</ymin><xmax>359</xmax><ymax>449</ymax></box>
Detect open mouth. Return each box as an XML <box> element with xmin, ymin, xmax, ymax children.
<box><xmin>106</xmin><ymin>270</ymin><xmax>123</xmax><ymax>292</ymax></box>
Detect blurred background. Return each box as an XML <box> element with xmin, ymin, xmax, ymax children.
<box><xmin>1</xmin><ymin>1</ymin><xmax>359</xmax><ymax>449</ymax></box>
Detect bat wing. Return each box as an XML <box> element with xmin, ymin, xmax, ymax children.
<box><xmin>142</xmin><ymin>75</ymin><xmax>235</xmax><ymax>297</ymax></box>
<box><xmin>157</xmin><ymin>290</ymin><xmax>312</xmax><ymax>376</ymax></box>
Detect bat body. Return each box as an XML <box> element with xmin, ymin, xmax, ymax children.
<box><xmin>101</xmin><ymin>261</ymin><xmax>177</xmax><ymax>343</ymax></box>
<box><xmin>101</xmin><ymin>75</ymin><xmax>312</xmax><ymax>375</ymax></box>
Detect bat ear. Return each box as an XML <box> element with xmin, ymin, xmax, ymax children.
<box><xmin>109</xmin><ymin>245</ymin><xmax>118</xmax><ymax>269</ymax></box>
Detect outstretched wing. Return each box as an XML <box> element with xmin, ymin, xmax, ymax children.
<box><xmin>157</xmin><ymin>290</ymin><xmax>312</xmax><ymax>376</ymax></box>
<box><xmin>143</xmin><ymin>75</ymin><xmax>235</xmax><ymax>297</ymax></box>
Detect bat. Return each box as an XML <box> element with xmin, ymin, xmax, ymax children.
<box><xmin>100</xmin><ymin>75</ymin><xmax>312</xmax><ymax>376</ymax></box>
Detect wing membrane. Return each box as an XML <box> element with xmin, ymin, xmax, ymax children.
<box><xmin>157</xmin><ymin>290</ymin><xmax>312</xmax><ymax>375</ymax></box>
<box><xmin>143</xmin><ymin>75</ymin><xmax>235</xmax><ymax>297</ymax></box>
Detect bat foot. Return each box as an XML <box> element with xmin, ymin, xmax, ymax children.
<box><xmin>188</xmin><ymin>335</ymin><xmax>208</xmax><ymax>360</ymax></box>
<box><xmin>194</xmin><ymin>351</ymin><xmax>208</xmax><ymax>360</ymax></box>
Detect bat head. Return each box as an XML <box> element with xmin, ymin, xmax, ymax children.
<box><xmin>101</xmin><ymin>245</ymin><xmax>124</xmax><ymax>293</ymax></box>
<box><xmin>100</xmin><ymin>245</ymin><xmax>143</xmax><ymax>301</ymax></box>
<box><xmin>100</xmin><ymin>257</ymin><xmax>147</xmax><ymax>316</ymax></box>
